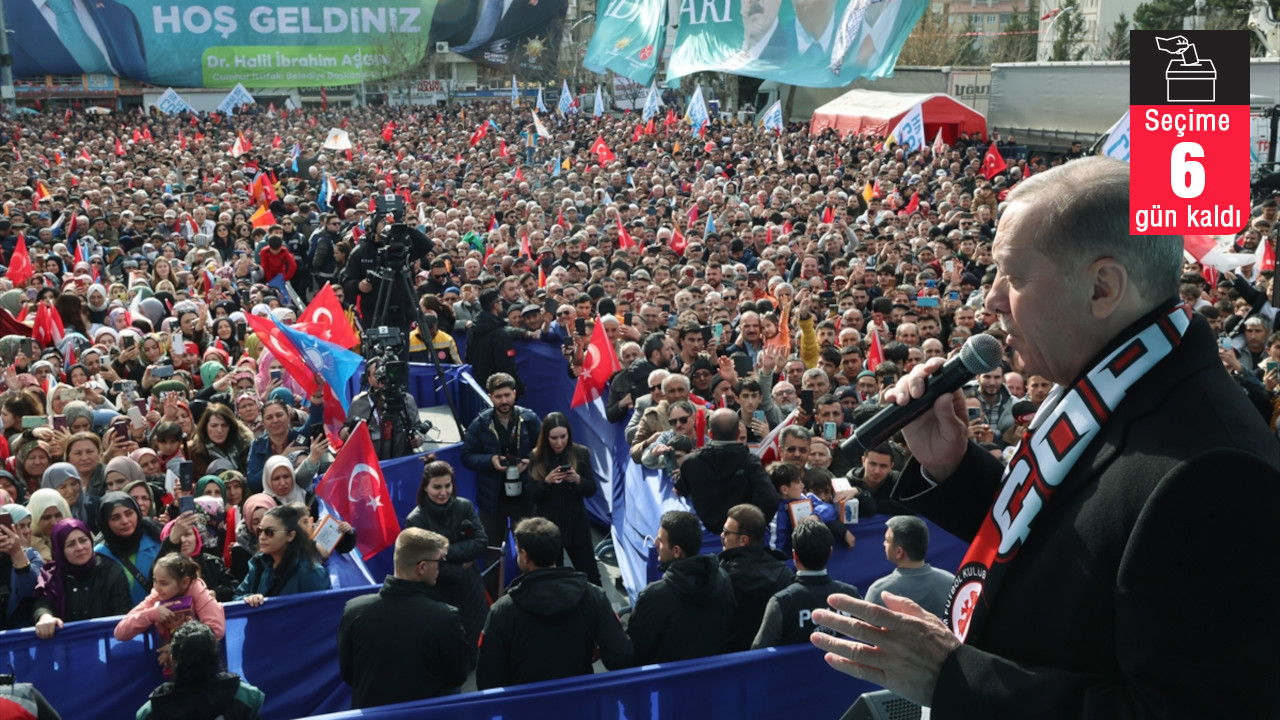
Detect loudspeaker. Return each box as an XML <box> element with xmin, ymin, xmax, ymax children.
<box><xmin>840</xmin><ymin>690</ymin><xmax>923</xmax><ymax>720</ymax></box>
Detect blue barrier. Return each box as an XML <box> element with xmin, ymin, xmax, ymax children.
<box><xmin>4</xmin><ymin>348</ymin><xmax>967</xmax><ymax>720</ymax></box>
<box><xmin>309</xmin><ymin>643</ymin><xmax>878</xmax><ymax>720</ymax></box>
<box><xmin>5</xmin><ymin>586</ymin><xmax>375</xmax><ymax>719</ymax></box>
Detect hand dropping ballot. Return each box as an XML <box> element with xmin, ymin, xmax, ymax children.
<box><xmin>1127</xmin><ymin>30</ymin><xmax>1250</xmax><ymax>236</ymax></box>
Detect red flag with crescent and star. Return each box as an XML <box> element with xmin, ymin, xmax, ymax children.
<box><xmin>294</xmin><ymin>283</ymin><xmax>359</xmax><ymax>349</ymax></box>
<box><xmin>314</xmin><ymin>421</ymin><xmax>400</xmax><ymax>560</ymax></box>
<box><xmin>572</xmin><ymin>316</ymin><xmax>621</xmax><ymax>408</ymax></box>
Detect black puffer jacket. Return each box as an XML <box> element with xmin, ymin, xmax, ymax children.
<box><xmin>675</xmin><ymin>442</ymin><xmax>780</xmax><ymax>536</ymax></box>
<box><xmin>719</xmin><ymin>544</ymin><xmax>795</xmax><ymax>652</ymax></box>
<box><xmin>477</xmin><ymin>567</ymin><xmax>633</xmax><ymax>689</ymax></box>
<box><xmin>626</xmin><ymin>554</ymin><xmax>736</xmax><ymax>664</ymax></box>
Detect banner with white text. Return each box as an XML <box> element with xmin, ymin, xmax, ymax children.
<box><xmin>3</xmin><ymin>0</ymin><xmax>439</xmax><ymax>87</ymax></box>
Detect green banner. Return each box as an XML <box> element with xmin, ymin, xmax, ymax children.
<box><xmin>583</xmin><ymin>0</ymin><xmax>666</xmax><ymax>86</ymax></box>
<box><xmin>5</xmin><ymin>0</ymin><xmax>439</xmax><ymax>87</ymax></box>
<box><xmin>666</xmin><ymin>0</ymin><xmax>928</xmax><ymax>88</ymax></box>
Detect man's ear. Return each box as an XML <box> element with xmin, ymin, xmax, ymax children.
<box><xmin>1086</xmin><ymin>257</ymin><xmax>1128</xmax><ymax>320</ymax></box>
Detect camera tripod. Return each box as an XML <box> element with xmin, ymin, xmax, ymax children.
<box><xmin>365</xmin><ymin>246</ymin><xmax>465</xmax><ymax>449</ymax></box>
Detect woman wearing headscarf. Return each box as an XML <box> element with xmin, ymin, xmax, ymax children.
<box><xmin>124</xmin><ymin>478</ymin><xmax>161</xmax><ymax>520</ymax></box>
<box><xmin>14</xmin><ymin>435</ymin><xmax>52</xmax><ymax>496</ymax></box>
<box><xmin>42</xmin><ymin>463</ymin><xmax>96</xmax><ymax>534</ymax></box>
<box><xmin>94</xmin><ymin>491</ymin><xmax>164</xmax><ymax>605</ymax></box>
<box><xmin>104</xmin><ymin>456</ymin><xmax>145</xmax><ymax>495</ymax></box>
<box><xmin>208</xmin><ymin>318</ymin><xmax>242</xmax><ymax>363</ymax></box>
<box><xmin>0</xmin><ymin>503</ymin><xmax>43</xmax><ymax>628</ymax></box>
<box><xmin>0</xmin><ymin>470</ymin><xmax>27</xmax><ymax>505</ymax></box>
<box><xmin>26</xmin><ymin>489</ymin><xmax>69</xmax><ymax>562</ymax></box>
<box><xmin>85</xmin><ymin>284</ymin><xmax>110</xmax><ymax>325</ymax></box>
<box><xmin>33</xmin><ymin>518</ymin><xmax>131</xmax><ymax>638</ymax></box>
<box><xmin>262</xmin><ymin>455</ymin><xmax>309</xmax><ymax>509</ymax></box>
<box><xmin>230</xmin><ymin>493</ymin><xmax>277</xmax><ymax>582</ymax></box>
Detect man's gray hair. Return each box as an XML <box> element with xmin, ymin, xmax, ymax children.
<box><xmin>1006</xmin><ymin>157</ymin><xmax>1181</xmax><ymax>302</ymax></box>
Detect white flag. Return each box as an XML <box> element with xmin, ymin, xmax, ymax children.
<box><xmin>886</xmin><ymin>103</ymin><xmax>925</xmax><ymax>153</ymax></box>
<box><xmin>322</xmin><ymin>128</ymin><xmax>352</xmax><ymax>150</ymax></box>
<box><xmin>532</xmin><ymin>111</ymin><xmax>551</xmax><ymax>140</ymax></box>
<box><xmin>642</xmin><ymin>83</ymin><xmax>662</xmax><ymax>122</ymax></box>
<box><xmin>594</xmin><ymin>85</ymin><xmax>605</xmax><ymax>118</ymax></box>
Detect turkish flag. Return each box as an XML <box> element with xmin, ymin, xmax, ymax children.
<box><xmin>572</xmin><ymin>317</ymin><xmax>621</xmax><ymax>408</ymax></box>
<box><xmin>32</xmin><ymin>300</ymin><xmax>65</xmax><ymax>349</ymax></box>
<box><xmin>382</xmin><ymin>122</ymin><xmax>395</xmax><ymax>143</ymax></box>
<box><xmin>314</xmin><ymin>422</ymin><xmax>400</xmax><ymax>560</ymax></box>
<box><xmin>499</xmin><ymin>139</ymin><xmax>510</xmax><ymax>159</ymax></box>
<box><xmin>114</xmin><ymin>138</ymin><xmax>126</xmax><ymax>156</ymax></box>
<box><xmin>904</xmin><ymin>191</ymin><xmax>920</xmax><ymax>215</ymax></box>
<box><xmin>866</xmin><ymin>325</ymin><xmax>885</xmax><ymax>372</ymax></box>
<box><xmin>982</xmin><ymin>143</ymin><xmax>1007</xmax><ymax>180</ymax></box>
<box><xmin>272</xmin><ymin>134</ymin><xmax>282</xmax><ymax>148</ymax></box>
<box><xmin>8</xmin><ymin>235</ymin><xmax>33</xmax><ymax>287</ymax></box>
<box><xmin>295</xmin><ymin>284</ymin><xmax>358</xmax><ymax>349</ymax></box>
<box><xmin>822</xmin><ymin>205</ymin><xmax>834</xmax><ymax>224</ymax></box>
<box><xmin>670</xmin><ymin>226</ymin><xmax>687</xmax><ymax>256</ymax></box>
<box><xmin>469</xmin><ymin>123</ymin><xmax>488</xmax><ymax>146</ymax></box>
<box><xmin>1259</xmin><ymin>238</ymin><xmax>1276</xmax><ymax>273</ymax></box>
<box><xmin>615</xmin><ymin>214</ymin><xmax>635</xmax><ymax>250</ymax></box>
<box><xmin>244</xmin><ymin>312</ymin><xmax>319</xmax><ymax>396</ymax></box>
<box><xmin>590</xmin><ymin>136</ymin><xmax>615</xmax><ymax>164</ymax></box>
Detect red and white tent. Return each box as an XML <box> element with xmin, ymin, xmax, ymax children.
<box><xmin>809</xmin><ymin>89</ymin><xmax>987</xmax><ymax>145</ymax></box>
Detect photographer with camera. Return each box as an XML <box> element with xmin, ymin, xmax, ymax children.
<box><xmin>461</xmin><ymin>373</ymin><xmax>541</xmax><ymax>596</ymax></box>
<box><xmin>344</xmin><ymin>357</ymin><xmax>424</xmax><ymax>459</ymax></box>
<box><xmin>339</xmin><ymin>194</ymin><xmax>431</xmax><ymax>340</ymax></box>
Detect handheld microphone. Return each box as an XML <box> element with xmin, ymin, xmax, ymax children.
<box><xmin>840</xmin><ymin>334</ymin><xmax>1003</xmax><ymax>461</ymax></box>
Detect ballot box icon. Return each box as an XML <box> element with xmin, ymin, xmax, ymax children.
<box><xmin>1156</xmin><ymin>35</ymin><xmax>1216</xmax><ymax>102</ymax></box>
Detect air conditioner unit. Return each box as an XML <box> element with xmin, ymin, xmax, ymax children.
<box><xmin>435</xmin><ymin>42</ymin><xmax>450</xmax><ymax>54</ymax></box>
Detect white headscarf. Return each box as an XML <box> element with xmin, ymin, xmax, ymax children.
<box><xmin>262</xmin><ymin>455</ymin><xmax>307</xmax><ymax>506</ymax></box>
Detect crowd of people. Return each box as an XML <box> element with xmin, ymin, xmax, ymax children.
<box><xmin>0</xmin><ymin>96</ymin><xmax>1276</xmax><ymax>715</ymax></box>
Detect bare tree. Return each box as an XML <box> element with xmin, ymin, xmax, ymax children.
<box><xmin>899</xmin><ymin>4</ymin><xmax>978</xmax><ymax>66</ymax></box>
<box><xmin>367</xmin><ymin>27</ymin><xmax>432</xmax><ymax>104</ymax></box>
<box><xmin>989</xmin><ymin>3</ymin><xmax>1039</xmax><ymax>63</ymax></box>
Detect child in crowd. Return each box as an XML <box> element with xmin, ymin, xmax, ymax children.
<box><xmin>114</xmin><ymin>552</ymin><xmax>225</xmax><ymax>671</ymax></box>
<box><xmin>766</xmin><ymin>463</ymin><xmax>854</xmax><ymax>556</ymax></box>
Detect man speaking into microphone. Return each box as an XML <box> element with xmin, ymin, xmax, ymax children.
<box><xmin>812</xmin><ymin>157</ymin><xmax>1280</xmax><ymax>718</ymax></box>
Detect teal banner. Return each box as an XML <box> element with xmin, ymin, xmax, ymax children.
<box><xmin>583</xmin><ymin>0</ymin><xmax>666</xmax><ymax>86</ymax></box>
<box><xmin>4</xmin><ymin>0</ymin><xmax>438</xmax><ymax>87</ymax></box>
<box><xmin>667</xmin><ymin>0</ymin><xmax>928</xmax><ymax>87</ymax></box>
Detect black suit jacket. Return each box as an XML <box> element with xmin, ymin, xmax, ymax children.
<box><xmin>894</xmin><ymin>315</ymin><xmax>1280</xmax><ymax>718</ymax></box>
<box><xmin>7</xmin><ymin>0</ymin><xmax>148</xmax><ymax>81</ymax></box>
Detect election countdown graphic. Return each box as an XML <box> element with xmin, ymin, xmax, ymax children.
<box><xmin>1129</xmin><ymin>31</ymin><xmax>1250</xmax><ymax>235</ymax></box>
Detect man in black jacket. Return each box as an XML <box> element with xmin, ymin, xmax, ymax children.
<box><xmin>606</xmin><ymin>332</ymin><xmax>673</xmax><ymax>419</ymax></box>
<box><xmin>337</xmin><ymin>528</ymin><xmax>469</xmax><ymax>709</ymax></box>
<box><xmin>627</xmin><ymin>510</ymin><xmax>735</xmax><ymax>664</ymax></box>
<box><xmin>812</xmin><ymin>157</ymin><xmax>1280</xmax><ymax>717</ymax></box>
<box><xmin>477</xmin><ymin>518</ymin><xmax>632</xmax><ymax>689</ymax></box>
<box><xmin>339</xmin><ymin>212</ymin><xmax>432</xmax><ymax>341</ymax></box>
<box><xmin>676</xmin><ymin>409</ymin><xmax>781</xmax><ymax>536</ymax></box>
<box><xmin>752</xmin><ymin>520</ymin><xmax>860</xmax><ymax>648</ymax></box>
<box><xmin>718</xmin><ymin>504</ymin><xmax>794</xmax><ymax>652</ymax></box>
<box><xmin>465</xmin><ymin>289</ymin><xmax>524</xmax><ymax>395</ymax></box>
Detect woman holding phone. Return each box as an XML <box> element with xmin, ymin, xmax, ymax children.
<box><xmin>528</xmin><ymin>412</ymin><xmax>599</xmax><ymax>585</ymax></box>
<box><xmin>406</xmin><ymin>458</ymin><xmax>488</xmax><ymax>667</ymax></box>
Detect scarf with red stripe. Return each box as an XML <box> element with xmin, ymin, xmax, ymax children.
<box><xmin>947</xmin><ymin>303</ymin><xmax>1193</xmax><ymax>642</ymax></box>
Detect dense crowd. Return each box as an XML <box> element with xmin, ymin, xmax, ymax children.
<box><xmin>0</xmin><ymin>98</ymin><xmax>1276</xmax><ymax>716</ymax></box>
